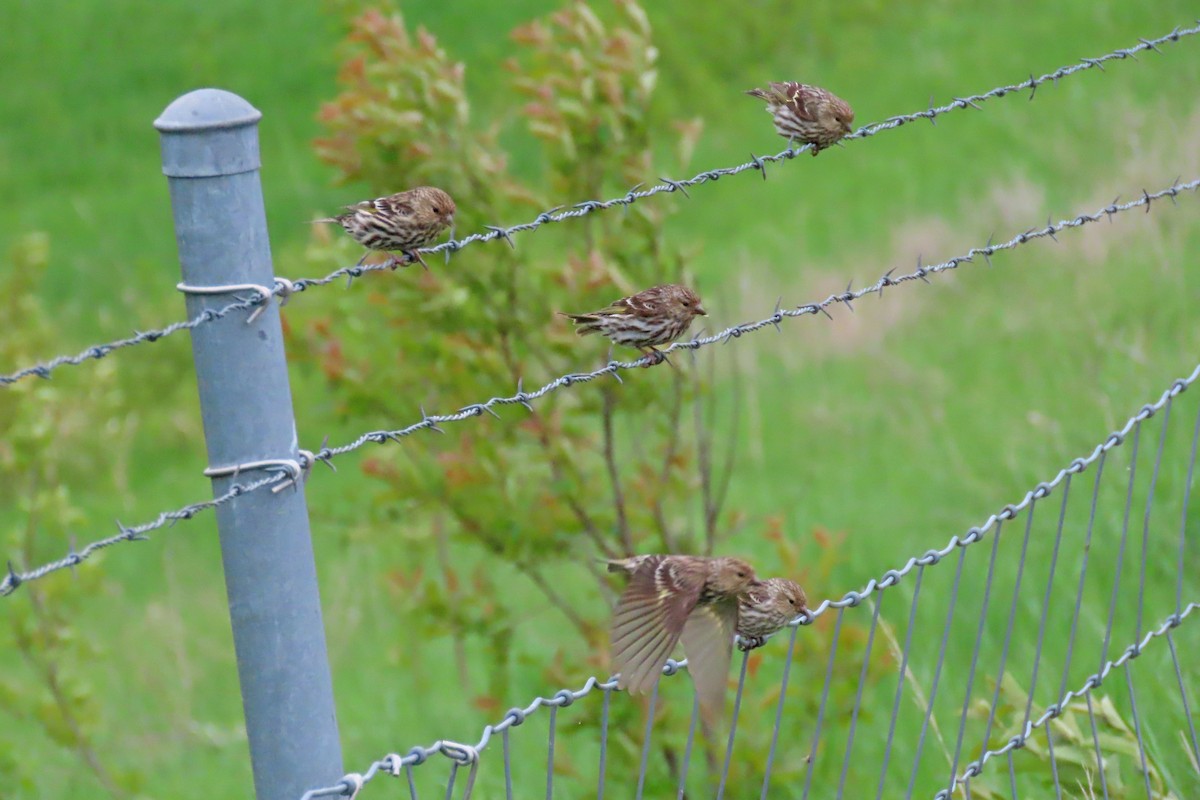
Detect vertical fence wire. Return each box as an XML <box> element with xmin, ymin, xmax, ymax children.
<box><xmin>545</xmin><ymin>705</ymin><xmax>557</xmax><ymax>800</ymax></box>
<box><xmin>1021</xmin><ymin>474</ymin><xmax>1072</xmax><ymax>733</ymax></box>
<box><xmin>407</xmin><ymin>764</ymin><xmax>419</xmax><ymax>800</ymax></box>
<box><xmin>1166</xmin><ymin>632</ymin><xmax>1200</xmax><ymax>772</ymax></box>
<box><xmin>979</xmin><ymin>504</ymin><xmax>1037</xmax><ymax>757</ymax></box>
<box><xmin>1139</xmin><ymin>397</ymin><xmax>1172</xmax><ymax>644</ymax></box>
<box><xmin>676</xmin><ymin>693</ymin><xmax>700</xmax><ymax>800</ymax></box>
<box><xmin>635</xmin><ymin>683</ymin><xmax>659</xmax><ymax>800</ymax></box>
<box><xmin>801</xmin><ymin>608</ymin><xmax>846</xmax><ymax>800</ymax></box>
<box><xmin>1179</xmin><ymin>396</ymin><xmax>1200</xmax><ymax>616</ymax></box>
<box><xmin>1102</xmin><ymin>423</ymin><xmax>1141</xmax><ymax>667</ymax></box>
<box><xmin>1044</xmin><ymin>724</ymin><xmax>1063</xmax><ymax>800</ymax></box>
<box><xmin>1123</xmin><ymin>664</ymin><xmax>1155</xmax><ymax>799</ymax></box>
<box><xmin>836</xmin><ymin>589</ymin><xmax>884</xmax><ymax>799</ymax></box>
<box><xmin>875</xmin><ymin>565</ymin><xmax>927</xmax><ymax>800</ymax></box>
<box><xmin>760</xmin><ymin>623</ymin><xmax>802</xmax><ymax>799</ymax></box>
<box><xmin>946</xmin><ymin>512</ymin><xmax>1004</xmax><ymax>795</ymax></box>
<box><xmin>503</xmin><ymin>728</ymin><xmax>513</xmax><ymax>800</ymax></box>
<box><xmin>904</xmin><ymin>547</ymin><xmax>967</xmax><ymax>800</ymax></box>
<box><xmin>716</xmin><ymin>651</ymin><xmax>751</xmax><ymax>799</ymax></box>
<box><xmin>596</xmin><ymin>688</ymin><xmax>610</xmax><ymax>800</ymax></box>
<box><xmin>1083</xmin><ymin>692</ymin><xmax>1112</xmax><ymax>800</ymax></box>
<box><xmin>1057</xmin><ymin>451</ymin><xmax>1107</xmax><ymax>702</ymax></box>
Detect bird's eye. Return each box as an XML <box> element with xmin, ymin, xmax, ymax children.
<box><xmin>433</xmin><ymin>207</ymin><xmax>441</xmax><ymax>214</ymax></box>
<box><xmin>788</xmin><ymin>597</ymin><xmax>797</xmax><ymax>606</ymax></box>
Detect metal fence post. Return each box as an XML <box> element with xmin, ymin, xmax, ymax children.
<box><xmin>154</xmin><ymin>89</ymin><xmax>343</xmax><ymax>800</ymax></box>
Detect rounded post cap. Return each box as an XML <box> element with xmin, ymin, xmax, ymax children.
<box><xmin>155</xmin><ymin>88</ymin><xmax>262</xmax><ymax>133</ymax></box>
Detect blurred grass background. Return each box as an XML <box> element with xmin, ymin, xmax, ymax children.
<box><xmin>1</xmin><ymin>0</ymin><xmax>1199</xmax><ymax>797</ymax></box>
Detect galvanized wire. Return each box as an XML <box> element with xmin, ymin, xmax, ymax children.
<box><xmin>0</xmin><ymin>468</ymin><xmax>292</xmax><ymax>596</ymax></box>
<box><xmin>302</xmin><ymin>354</ymin><xmax>1200</xmax><ymax>799</ymax></box>
<box><xmin>0</xmin><ymin>280</ymin><xmax>290</xmax><ymax>386</ymax></box>
<box><xmin>301</xmin><ymin>21</ymin><xmax>1200</xmax><ymax>285</ymax></box>
<box><xmin>934</xmin><ymin>602</ymin><xmax>1200</xmax><ymax>799</ymax></box>
<box><xmin>4</xmin><ymin>172</ymin><xmax>1197</xmax><ymax>600</ymax></box>
<box><xmin>4</xmin><ymin>21</ymin><xmax>1197</xmax><ymax>389</ymax></box>
<box><xmin>303</xmin><ymin>176</ymin><xmax>1200</xmax><ymax>469</ymax></box>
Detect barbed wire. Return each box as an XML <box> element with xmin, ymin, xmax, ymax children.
<box><xmin>3</xmin><ymin>173</ymin><xmax>1194</xmax><ymax>599</ymax></box>
<box><xmin>299</xmin><ymin>175</ymin><xmax>1200</xmax><ymax>467</ymax></box>
<box><xmin>298</xmin><ymin>355</ymin><xmax>1200</xmax><ymax>799</ymax></box>
<box><xmin>3</xmin><ymin>20</ymin><xmax>1197</xmax><ymax>388</ymax></box>
<box><xmin>0</xmin><ymin>470</ymin><xmax>295</xmax><ymax>597</ymax></box>
<box><xmin>0</xmin><ymin>282</ymin><xmax>289</xmax><ymax>387</ymax></box>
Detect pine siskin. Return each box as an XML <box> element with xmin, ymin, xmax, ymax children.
<box><xmin>745</xmin><ymin>82</ymin><xmax>855</xmax><ymax>156</ymax></box>
<box><xmin>559</xmin><ymin>284</ymin><xmax>707</xmax><ymax>366</ymax></box>
<box><xmin>314</xmin><ymin>186</ymin><xmax>456</xmax><ymax>270</ymax></box>
<box><xmin>737</xmin><ymin>578</ymin><xmax>809</xmax><ymax>651</ymax></box>
<box><xmin>607</xmin><ymin>554</ymin><xmax>757</xmax><ymax>717</ymax></box>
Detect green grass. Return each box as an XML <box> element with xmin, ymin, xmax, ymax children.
<box><xmin>2</xmin><ymin>1</ymin><xmax>1200</xmax><ymax>798</ymax></box>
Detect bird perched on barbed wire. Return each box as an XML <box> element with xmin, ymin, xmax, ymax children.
<box><xmin>737</xmin><ymin>577</ymin><xmax>809</xmax><ymax>651</ymax></box>
<box><xmin>606</xmin><ymin>554</ymin><xmax>757</xmax><ymax>718</ymax></box>
<box><xmin>559</xmin><ymin>284</ymin><xmax>707</xmax><ymax>366</ymax></box>
<box><xmin>314</xmin><ymin>186</ymin><xmax>456</xmax><ymax>270</ymax></box>
<box><xmin>745</xmin><ymin>82</ymin><xmax>855</xmax><ymax>156</ymax></box>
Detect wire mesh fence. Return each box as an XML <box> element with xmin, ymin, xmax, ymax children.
<box><xmin>1</xmin><ymin>11</ymin><xmax>1198</xmax><ymax>800</ymax></box>
<box><xmin>303</xmin><ymin>359</ymin><xmax>1200</xmax><ymax>799</ymax></box>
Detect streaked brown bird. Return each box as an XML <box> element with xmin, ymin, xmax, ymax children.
<box><xmin>314</xmin><ymin>186</ymin><xmax>456</xmax><ymax>270</ymax></box>
<box><xmin>607</xmin><ymin>554</ymin><xmax>757</xmax><ymax>718</ymax></box>
<box><xmin>737</xmin><ymin>578</ymin><xmax>809</xmax><ymax>651</ymax></box>
<box><xmin>558</xmin><ymin>284</ymin><xmax>707</xmax><ymax>366</ymax></box>
<box><xmin>745</xmin><ymin>82</ymin><xmax>854</xmax><ymax>156</ymax></box>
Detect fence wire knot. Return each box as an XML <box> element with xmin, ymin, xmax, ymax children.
<box><xmin>439</xmin><ymin>740</ymin><xmax>479</xmax><ymax>766</ymax></box>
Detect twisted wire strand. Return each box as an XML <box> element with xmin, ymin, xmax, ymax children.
<box><xmin>299</xmin><ymin>358</ymin><xmax>1200</xmax><ymax>799</ymax></box>
<box><xmin>4</xmin><ymin>174</ymin><xmax>1195</xmax><ymax>599</ymax></box>
<box><xmin>0</xmin><ymin>470</ymin><xmax>290</xmax><ymax>596</ymax></box>
<box><xmin>4</xmin><ymin>21</ymin><xmax>1196</xmax><ymax>388</ymax></box>
<box><xmin>299</xmin><ymin>21</ymin><xmax>1200</xmax><ymax>286</ymax></box>
<box><xmin>301</xmin><ymin>176</ymin><xmax>1200</xmax><ymax>468</ymax></box>
<box><xmin>932</xmin><ymin>603</ymin><xmax>1200</xmax><ymax>800</ymax></box>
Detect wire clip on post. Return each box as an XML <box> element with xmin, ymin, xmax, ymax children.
<box><xmin>177</xmin><ymin>277</ymin><xmax>295</xmax><ymax>324</ymax></box>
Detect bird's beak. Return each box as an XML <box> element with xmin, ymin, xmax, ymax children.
<box><xmin>696</xmin><ymin>305</ymin><xmax>708</xmax><ymax>316</ymax></box>
<box><xmin>444</xmin><ymin>219</ymin><xmax>456</xmax><ymax>265</ymax></box>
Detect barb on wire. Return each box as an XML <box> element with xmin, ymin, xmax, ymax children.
<box><xmin>298</xmin><ymin>175</ymin><xmax>1199</xmax><ymax>471</ymax></box>
<box><xmin>298</xmin><ymin>357</ymin><xmax>1200</xmax><ymax>799</ymax></box>
<box><xmin>4</xmin><ymin>22</ymin><xmax>1197</xmax><ymax>388</ymax></box>
<box><xmin>933</xmin><ymin>602</ymin><xmax>1200</xmax><ymax>799</ymax></box>
<box><xmin>0</xmin><ymin>279</ymin><xmax>292</xmax><ymax>387</ymax></box>
<box><xmin>5</xmin><ymin>174</ymin><xmax>1195</xmax><ymax>598</ymax></box>
<box><xmin>0</xmin><ymin>466</ymin><xmax>299</xmax><ymax>597</ymax></box>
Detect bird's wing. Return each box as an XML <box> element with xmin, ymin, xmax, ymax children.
<box><xmin>769</xmin><ymin>81</ymin><xmax>818</xmax><ymax>120</ymax></box>
<box><xmin>611</xmin><ymin>557</ymin><xmax>702</xmax><ymax>695</ymax></box>
<box><xmin>343</xmin><ymin>196</ymin><xmax>414</xmax><ymax>216</ymax></box>
<box><xmin>680</xmin><ymin>598</ymin><xmax>739</xmax><ymax>720</ymax></box>
<box><xmin>611</xmin><ymin>285</ymin><xmax>669</xmax><ymax>317</ymax></box>
<box><xmin>375</xmin><ymin>195</ymin><xmax>416</xmax><ymax>217</ymax></box>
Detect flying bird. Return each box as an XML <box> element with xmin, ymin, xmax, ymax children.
<box><xmin>314</xmin><ymin>186</ymin><xmax>456</xmax><ymax>270</ymax></box>
<box><xmin>737</xmin><ymin>577</ymin><xmax>809</xmax><ymax>650</ymax></box>
<box><xmin>607</xmin><ymin>554</ymin><xmax>757</xmax><ymax>717</ymax></box>
<box><xmin>745</xmin><ymin>82</ymin><xmax>854</xmax><ymax>155</ymax></box>
<box><xmin>559</xmin><ymin>284</ymin><xmax>707</xmax><ymax>366</ymax></box>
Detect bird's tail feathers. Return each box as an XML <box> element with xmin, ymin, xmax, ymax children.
<box><xmin>558</xmin><ymin>311</ymin><xmax>603</xmax><ymax>336</ymax></box>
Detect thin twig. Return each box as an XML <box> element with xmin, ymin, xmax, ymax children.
<box><xmin>602</xmin><ymin>387</ymin><xmax>633</xmax><ymax>556</ymax></box>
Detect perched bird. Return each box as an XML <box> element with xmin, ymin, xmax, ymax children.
<box><xmin>607</xmin><ymin>554</ymin><xmax>757</xmax><ymax>717</ymax></box>
<box><xmin>559</xmin><ymin>284</ymin><xmax>707</xmax><ymax>366</ymax></box>
<box><xmin>737</xmin><ymin>578</ymin><xmax>809</xmax><ymax>651</ymax></box>
<box><xmin>314</xmin><ymin>186</ymin><xmax>456</xmax><ymax>270</ymax></box>
<box><xmin>745</xmin><ymin>82</ymin><xmax>855</xmax><ymax>155</ymax></box>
